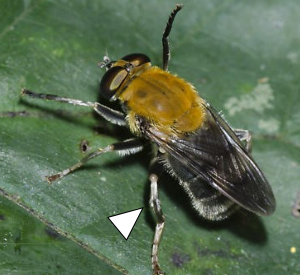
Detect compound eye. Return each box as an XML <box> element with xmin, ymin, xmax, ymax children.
<box><xmin>100</xmin><ymin>66</ymin><xmax>128</xmax><ymax>101</ymax></box>
<box><xmin>121</xmin><ymin>53</ymin><xmax>151</xmax><ymax>67</ymax></box>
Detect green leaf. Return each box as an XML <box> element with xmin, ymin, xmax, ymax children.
<box><xmin>0</xmin><ymin>195</ymin><xmax>123</xmax><ymax>274</ymax></box>
<box><xmin>1</xmin><ymin>0</ymin><xmax>300</xmax><ymax>274</ymax></box>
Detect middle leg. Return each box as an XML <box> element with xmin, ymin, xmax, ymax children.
<box><xmin>149</xmin><ymin>157</ymin><xmax>165</xmax><ymax>275</ymax></box>
<box><xmin>46</xmin><ymin>138</ymin><xmax>144</xmax><ymax>182</ymax></box>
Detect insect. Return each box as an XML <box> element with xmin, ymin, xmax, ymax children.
<box><xmin>21</xmin><ymin>4</ymin><xmax>276</xmax><ymax>275</ymax></box>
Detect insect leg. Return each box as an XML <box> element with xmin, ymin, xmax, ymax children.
<box><xmin>234</xmin><ymin>129</ymin><xmax>252</xmax><ymax>152</ymax></box>
<box><xmin>162</xmin><ymin>4</ymin><xmax>183</xmax><ymax>71</ymax></box>
<box><xmin>149</xmin><ymin>157</ymin><xmax>165</xmax><ymax>275</ymax></box>
<box><xmin>21</xmin><ymin>89</ymin><xmax>127</xmax><ymax>126</ymax></box>
<box><xmin>46</xmin><ymin>138</ymin><xmax>144</xmax><ymax>182</ymax></box>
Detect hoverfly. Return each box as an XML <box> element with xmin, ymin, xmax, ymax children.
<box><xmin>21</xmin><ymin>4</ymin><xmax>276</xmax><ymax>275</ymax></box>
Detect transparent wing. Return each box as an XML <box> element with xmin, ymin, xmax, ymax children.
<box><xmin>147</xmin><ymin>104</ymin><xmax>276</xmax><ymax>216</ymax></box>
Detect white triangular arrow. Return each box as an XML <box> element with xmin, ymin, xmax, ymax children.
<box><xmin>108</xmin><ymin>208</ymin><xmax>143</xmax><ymax>240</ymax></box>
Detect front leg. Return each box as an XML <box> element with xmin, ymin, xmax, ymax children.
<box><xmin>21</xmin><ymin>89</ymin><xmax>127</xmax><ymax>126</ymax></box>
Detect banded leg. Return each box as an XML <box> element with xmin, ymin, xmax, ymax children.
<box><xmin>149</xmin><ymin>158</ymin><xmax>165</xmax><ymax>275</ymax></box>
<box><xmin>46</xmin><ymin>138</ymin><xmax>144</xmax><ymax>182</ymax></box>
<box><xmin>234</xmin><ymin>129</ymin><xmax>252</xmax><ymax>152</ymax></box>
